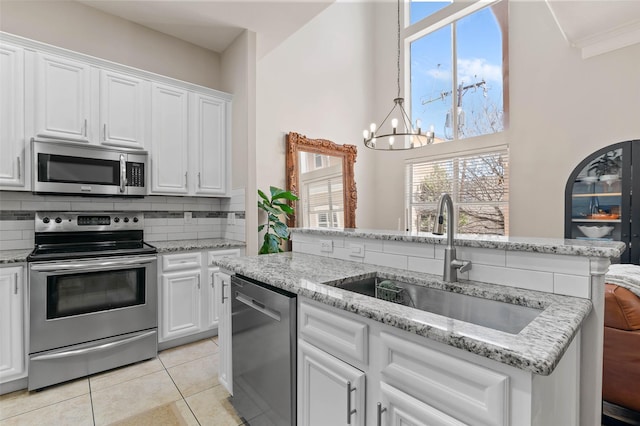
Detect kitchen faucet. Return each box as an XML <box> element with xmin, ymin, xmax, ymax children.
<box><xmin>433</xmin><ymin>193</ymin><xmax>472</xmax><ymax>282</ymax></box>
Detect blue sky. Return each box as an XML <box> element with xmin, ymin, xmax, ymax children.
<box><xmin>409</xmin><ymin>2</ymin><xmax>504</xmax><ymax>140</ymax></box>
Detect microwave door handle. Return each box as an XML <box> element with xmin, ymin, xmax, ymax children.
<box><xmin>30</xmin><ymin>256</ymin><xmax>157</xmax><ymax>273</ymax></box>
<box><xmin>120</xmin><ymin>154</ymin><xmax>127</xmax><ymax>193</ymax></box>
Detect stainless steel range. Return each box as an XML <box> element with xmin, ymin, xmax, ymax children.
<box><xmin>27</xmin><ymin>212</ymin><xmax>158</xmax><ymax>391</ymax></box>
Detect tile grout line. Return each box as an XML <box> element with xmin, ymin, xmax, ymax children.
<box><xmin>161</xmin><ymin>351</ymin><xmax>203</xmax><ymax>426</ymax></box>
<box><xmin>88</xmin><ymin>379</ymin><xmax>96</xmax><ymax>426</ymax></box>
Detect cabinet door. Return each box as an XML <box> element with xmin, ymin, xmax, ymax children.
<box><xmin>0</xmin><ymin>43</ymin><xmax>26</xmax><ymax>189</ymax></box>
<box><xmin>190</xmin><ymin>93</ymin><xmax>228</xmax><ymax>196</ymax></box>
<box><xmin>35</xmin><ymin>53</ymin><xmax>91</xmax><ymax>141</ymax></box>
<box><xmin>160</xmin><ymin>269</ymin><xmax>202</xmax><ymax>342</ymax></box>
<box><xmin>298</xmin><ymin>340</ymin><xmax>366</xmax><ymax>426</ymax></box>
<box><xmin>378</xmin><ymin>382</ymin><xmax>465</xmax><ymax>426</ymax></box>
<box><xmin>215</xmin><ymin>272</ymin><xmax>233</xmax><ymax>394</ymax></box>
<box><xmin>100</xmin><ymin>69</ymin><xmax>148</xmax><ymax>149</ymax></box>
<box><xmin>205</xmin><ymin>267</ymin><xmax>220</xmax><ymax>329</ymax></box>
<box><xmin>0</xmin><ymin>266</ymin><xmax>25</xmax><ymax>383</ymax></box>
<box><xmin>150</xmin><ymin>82</ymin><xmax>189</xmax><ymax>194</ymax></box>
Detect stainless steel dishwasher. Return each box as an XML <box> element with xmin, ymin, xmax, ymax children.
<box><xmin>231</xmin><ymin>275</ymin><xmax>297</xmax><ymax>425</ymax></box>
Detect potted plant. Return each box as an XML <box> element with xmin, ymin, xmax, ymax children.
<box><xmin>588</xmin><ymin>150</ymin><xmax>622</xmax><ymax>180</ymax></box>
<box><xmin>258</xmin><ymin>186</ymin><xmax>299</xmax><ymax>254</ymax></box>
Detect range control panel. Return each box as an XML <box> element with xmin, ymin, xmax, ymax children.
<box><xmin>35</xmin><ymin>212</ymin><xmax>144</xmax><ymax>233</ymax></box>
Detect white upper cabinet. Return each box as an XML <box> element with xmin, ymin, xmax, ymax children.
<box><xmin>99</xmin><ymin>69</ymin><xmax>148</xmax><ymax>150</ymax></box>
<box><xmin>2</xmin><ymin>33</ymin><xmax>231</xmax><ymax>197</ymax></box>
<box><xmin>34</xmin><ymin>52</ymin><xmax>91</xmax><ymax>142</ymax></box>
<box><xmin>150</xmin><ymin>82</ymin><xmax>189</xmax><ymax>194</ymax></box>
<box><xmin>191</xmin><ymin>93</ymin><xmax>229</xmax><ymax>196</ymax></box>
<box><xmin>0</xmin><ymin>42</ymin><xmax>26</xmax><ymax>189</ymax></box>
<box><xmin>150</xmin><ymin>88</ymin><xmax>231</xmax><ymax>197</ymax></box>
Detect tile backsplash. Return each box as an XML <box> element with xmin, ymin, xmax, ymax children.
<box><xmin>0</xmin><ymin>189</ymin><xmax>246</xmax><ymax>250</ymax></box>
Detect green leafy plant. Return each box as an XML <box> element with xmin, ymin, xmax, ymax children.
<box><xmin>258</xmin><ymin>186</ymin><xmax>299</xmax><ymax>254</ymax></box>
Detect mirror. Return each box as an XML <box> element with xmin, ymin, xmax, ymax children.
<box><xmin>286</xmin><ymin>132</ymin><xmax>357</xmax><ymax>229</ymax></box>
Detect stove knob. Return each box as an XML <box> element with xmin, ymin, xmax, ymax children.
<box><xmin>42</xmin><ymin>217</ymin><xmax>50</xmax><ymax>224</ymax></box>
<box><xmin>55</xmin><ymin>217</ymin><xmax>62</xmax><ymax>224</ymax></box>
<box><xmin>124</xmin><ymin>217</ymin><xmax>130</xmax><ymax>223</ymax></box>
<box><xmin>114</xmin><ymin>217</ymin><xmax>120</xmax><ymax>223</ymax></box>
<box><xmin>133</xmin><ymin>217</ymin><xmax>139</xmax><ymax>223</ymax></box>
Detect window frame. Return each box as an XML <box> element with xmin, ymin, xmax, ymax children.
<box><xmin>405</xmin><ymin>146</ymin><xmax>509</xmax><ymax>235</ymax></box>
<box><xmin>403</xmin><ymin>0</ymin><xmax>508</xmax><ymax>143</ymax></box>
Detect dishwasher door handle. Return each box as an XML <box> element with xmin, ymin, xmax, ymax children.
<box><xmin>235</xmin><ymin>291</ymin><xmax>281</xmax><ymax>322</ymax></box>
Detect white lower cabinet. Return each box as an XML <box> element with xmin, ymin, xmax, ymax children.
<box><xmin>215</xmin><ymin>271</ymin><xmax>233</xmax><ymax>394</ymax></box>
<box><xmin>298</xmin><ymin>297</ymin><xmax>580</xmax><ymax>426</ymax></box>
<box><xmin>159</xmin><ymin>249</ymin><xmax>241</xmax><ymax>344</ymax></box>
<box><xmin>298</xmin><ymin>340</ymin><xmax>366</xmax><ymax>426</ymax></box>
<box><xmin>160</xmin><ymin>265</ymin><xmax>202</xmax><ymax>341</ymax></box>
<box><xmin>0</xmin><ymin>265</ymin><xmax>26</xmax><ymax>384</ymax></box>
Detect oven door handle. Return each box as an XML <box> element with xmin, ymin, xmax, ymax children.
<box><xmin>30</xmin><ymin>330</ymin><xmax>156</xmax><ymax>361</ymax></box>
<box><xmin>30</xmin><ymin>255</ymin><xmax>157</xmax><ymax>273</ymax></box>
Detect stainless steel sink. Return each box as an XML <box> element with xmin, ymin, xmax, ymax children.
<box><xmin>335</xmin><ymin>276</ymin><xmax>542</xmax><ymax>334</ymax></box>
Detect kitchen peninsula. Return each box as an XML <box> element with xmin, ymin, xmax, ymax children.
<box><xmin>214</xmin><ymin>228</ymin><xmax>625</xmax><ymax>426</ymax></box>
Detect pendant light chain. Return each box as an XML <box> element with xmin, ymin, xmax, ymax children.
<box><xmin>396</xmin><ymin>0</ymin><xmax>401</xmax><ymax>99</ymax></box>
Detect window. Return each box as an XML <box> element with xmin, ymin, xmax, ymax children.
<box><xmin>406</xmin><ymin>148</ymin><xmax>509</xmax><ymax>235</ymax></box>
<box><xmin>408</xmin><ymin>1</ymin><xmax>508</xmax><ymax>142</ymax></box>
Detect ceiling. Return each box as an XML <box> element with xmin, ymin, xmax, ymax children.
<box><xmin>545</xmin><ymin>0</ymin><xmax>640</xmax><ymax>58</ymax></box>
<box><xmin>77</xmin><ymin>0</ymin><xmax>640</xmax><ymax>60</ymax></box>
<box><xmin>77</xmin><ymin>0</ymin><xmax>335</xmax><ymax>58</ymax></box>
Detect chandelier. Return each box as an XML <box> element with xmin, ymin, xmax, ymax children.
<box><xmin>362</xmin><ymin>0</ymin><xmax>435</xmax><ymax>150</ymax></box>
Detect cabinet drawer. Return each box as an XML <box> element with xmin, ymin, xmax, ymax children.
<box><xmin>299</xmin><ymin>301</ymin><xmax>368</xmax><ymax>366</ymax></box>
<box><xmin>162</xmin><ymin>252</ymin><xmax>202</xmax><ymax>272</ymax></box>
<box><xmin>207</xmin><ymin>249</ymin><xmax>241</xmax><ymax>266</ymax></box>
<box><xmin>380</xmin><ymin>332</ymin><xmax>508</xmax><ymax>426</ymax></box>
<box><xmin>379</xmin><ymin>382</ymin><xmax>466</xmax><ymax>426</ymax></box>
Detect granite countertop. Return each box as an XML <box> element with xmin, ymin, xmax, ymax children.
<box><xmin>213</xmin><ymin>252</ymin><xmax>592</xmax><ymax>376</ymax></box>
<box><xmin>292</xmin><ymin>228</ymin><xmax>626</xmax><ymax>258</ymax></box>
<box><xmin>0</xmin><ymin>249</ymin><xmax>32</xmax><ymax>264</ymax></box>
<box><xmin>0</xmin><ymin>239</ymin><xmax>246</xmax><ymax>264</ymax></box>
<box><xmin>152</xmin><ymin>238</ymin><xmax>245</xmax><ymax>253</ymax></box>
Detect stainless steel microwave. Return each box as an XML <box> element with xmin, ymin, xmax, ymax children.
<box><xmin>32</xmin><ymin>139</ymin><xmax>148</xmax><ymax>197</ymax></box>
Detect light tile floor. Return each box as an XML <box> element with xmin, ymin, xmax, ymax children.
<box><xmin>0</xmin><ymin>337</ymin><xmax>245</xmax><ymax>426</ymax></box>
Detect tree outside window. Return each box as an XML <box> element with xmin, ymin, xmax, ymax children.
<box><xmin>407</xmin><ymin>149</ymin><xmax>509</xmax><ymax>235</ymax></box>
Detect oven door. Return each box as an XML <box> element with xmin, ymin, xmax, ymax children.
<box><xmin>29</xmin><ymin>254</ymin><xmax>157</xmax><ymax>354</ymax></box>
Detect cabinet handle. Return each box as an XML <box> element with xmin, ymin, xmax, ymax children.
<box><xmin>185</xmin><ymin>172</ymin><xmax>188</xmax><ymax>187</ymax></box>
<box><xmin>377</xmin><ymin>403</ymin><xmax>387</xmax><ymax>426</ymax></box>
<box><xmin>211</xmin><ymin>272</ymin><xmax>215</xmax><ymax>288</ymax></box>
<box><xmin>197</xmin><ymin>275</ymin><xmax>201</xmax><ymax>289</ymax></box>
<box><xmin>198</xmin><ymin>172</ymin><xmax>201</xmax><ymax>188</ymax></box>
<box><xmin>83</xmin><ymin>119</ymin><xmax>87</xmax><ymax>137</ymax></box>
<box><xmin>103</xmin><ymin>124</ymin><xmax>107</xmax><ymax>141</ymax></box>
<box><xmin>347</xmin><ymin>381</ymin><xmax>357</xmax><ymax>424</ymax></box>
<box><xmin>221</xmin><ymin>277</ymin><xmax>228</xmax><ymax>304</ymax></box>
<box><xmin>16</xmin><ymin>156</ymin><xmax>21</xmax><ymax>180</ymax></box>
<box><xmin>14</xmin><ymin>280</ymin><xmax>18</xmax><ymax>295</ymax></box>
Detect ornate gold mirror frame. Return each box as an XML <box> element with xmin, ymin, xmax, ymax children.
<box><xmin>286</xmin><ymin>132</ymin><xmax>357</xmax><ymax>229</ymax></box>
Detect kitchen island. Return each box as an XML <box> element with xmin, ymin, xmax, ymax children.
<box><xmin>214</xmin><ymin>228</ymin><xmax>624</xmax><ymax>426</ymax></box>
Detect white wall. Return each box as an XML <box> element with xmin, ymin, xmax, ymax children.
<box><xmin>367</xmin><ymin>1</ymin><xmax>640</xmax><ymax>237</ymax></box>
<box><xmin>507</xmin><ymin>1</ymin><xmax>640</xmax><ymax>238</ymax></box>
<box><xmin>221</xmin><ymin>31</ymin><xmax>258</xmax><ymax>254</ymax></box>
<box><xmin>256</xmin><ymin>1</ymin><xmax>377</xmax><ymax>229</ymax></box>
<box><xmin>0</xmin><ymin>0</ymin><xmax>221</xmax><ymax>89</ymax></box>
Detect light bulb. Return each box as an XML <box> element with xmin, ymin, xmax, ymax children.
<box><xmin>416</xmin><ymin>119</ymin><xmax>422</xmax><ymax>130</ymax></box>
<box><xmin>429</xmin><ymin>124</ymin><xmax>434</xmax><ymax>133</ymax></box>
<box><xmin>391</xmin><ymin>118</ymin><xmax>398</xmax><ymax>129</ymax></box>
<box><xmin>370</xmin><ymin>123</ymin><xmax>377</xmax><ymax>133</ymax></box>
<box><xmin>389</xmin><ymin>136</ymin><xmax>395</xmax><ymax>146</ymax></box>
<box><xmin>363</xmin><ymin>130</ymin><xmax>369</xmax><ymax>139</ymax></box>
